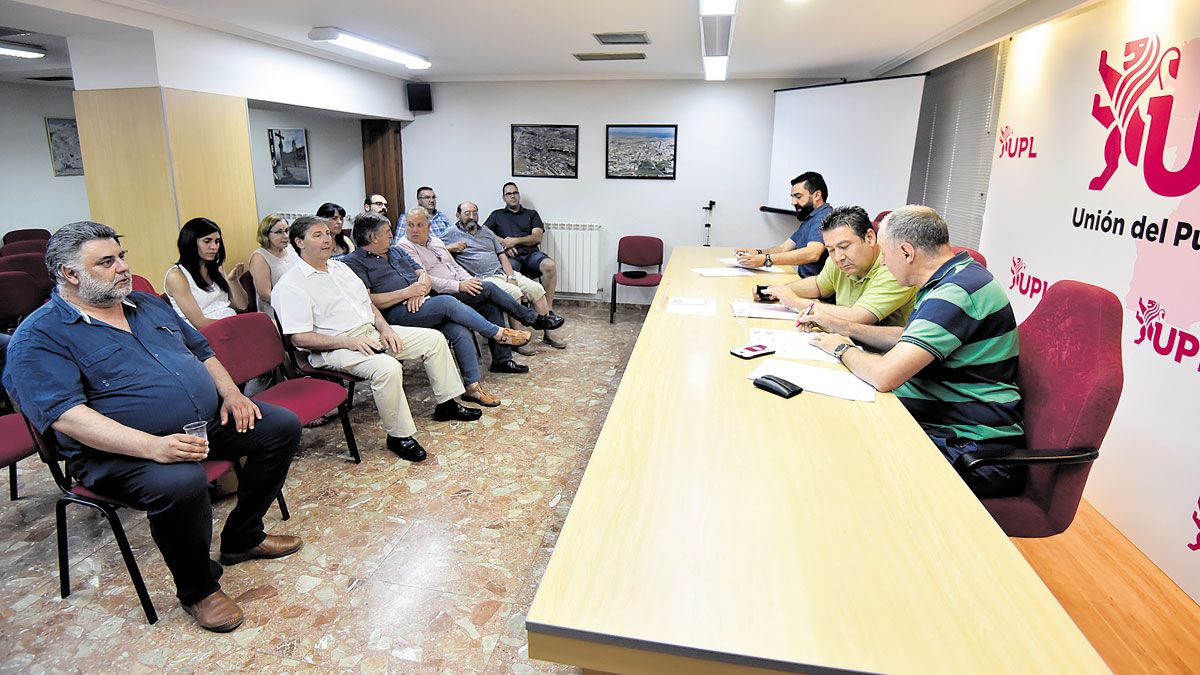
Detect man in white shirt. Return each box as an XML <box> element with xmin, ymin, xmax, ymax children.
<box><xmin>272</xmin><ymin>216</ymin><xmax>480</xmax><ymax>462</ymax></box>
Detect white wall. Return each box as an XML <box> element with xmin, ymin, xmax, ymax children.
<box><xmin>0</xmin><ymin>81</ymin><xmax>90</xmax><ymax>237</ymax></box>
<box><xmin>401</xmin><ymin>78</ymin><xmax>801</xmax><ymax>303</ymax></box>
<box><xmin>247</xmin><ymin>103</ymin><xmax>365</xmax><ymax>222</ymax></box>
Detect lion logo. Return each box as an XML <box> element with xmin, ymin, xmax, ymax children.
<box><xmin>997</xmin><ymin>125</ymin><xmax>1014</xmax><ymax>157</ymax></box>
<box><xmin>1134</xmin><ymin>297</ymin><xmax>1166</xmax><ymax>345</ymax></box>
<box><xmin>1010</xmin><ymin>256</ymin><xmax>1025</xmax><ymax>278</ymax></box>
<box><xmin>1090</xmin><ymin>36</ymin><xmax>1200</xmax><ymax>197</ymax></box>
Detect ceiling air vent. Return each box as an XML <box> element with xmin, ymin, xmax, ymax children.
<box><xmin>573</xmin><ymin>52</ymin><xmax>646</xmax><ymax>61</ymax></box>
<box><xmin>593</xmin><ymin>32</ymin><xmax>650</xmax><ymax>45</ymax></box>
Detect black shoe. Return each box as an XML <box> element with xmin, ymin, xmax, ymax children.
<box><xmin>489</xmin><ymin>359</ymin><xmax>530</xmax><ymax>374</ymax></box>
<box><xmin>433</xmin><ymin>399</ymin><xmax>483</xmax><ymax>422</ymax></box>
<box><xmin>386</xmin><ymin>435</ymin><xmax>427</xmax><ymax>462</ymax></box>
<box><xmin>530</xmin><ymin>313</ymin><xmax>565</xmax><ymax>331</ymax></box>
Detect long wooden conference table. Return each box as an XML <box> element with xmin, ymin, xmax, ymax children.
<box><xmin>526</xmin><ymin>246</ymin><xmax>1107</xmax><ymax>674</ymax></box>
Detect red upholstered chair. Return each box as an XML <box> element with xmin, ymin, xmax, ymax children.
<box><xmin>238</xmin><ymin>270</ymin><xmax>257</xmax><ymax>313</ymax></box>
<box><xmin>0</xmin><ymin>253</ymin><xmax>53</xmax><ymax>300</ymax></box>
<box><xmin>0</xmin><ymin>271</ymin><xmax>43</xmax><ymax>332</ymax></box>
<box><xmin>1</xmin><ymin>413</ymin><xmax>37</xmax><ymax>499</ymax></box>
<box><xmin>953</xmin><ymin>280</ymin><xmax>1122</xmax><ymax>537</ymax></box>
<box><xmin>273</xmin><ymin>313</ymin><xmax>363</xmax><ymax>414</ymax></box>
<box><xmin>610</xmin><ymin>235</ymin><xmax>664</xmax><ymax>323</ymax></box>
<box><xmin>23</xmin><ymin>416</ymin><xmax>286</xmax><ymax>623</ymax></box>
<box><xmin>952</xmin><ymin>246</ymin><xmax>988</xmax><ymax>269</ymax></box>
<box><xmin>130</xmin><ymin>274</ymin><xmax>157</xmax><ymax>294</ymax></box>
<box><xmin>1</xmin><ymin>240</ymin><xmax>47</xmax><ymax>257</ymax></box>
<box><xmin>201</xmin><ymin>313</ymin><xmax>360</xmax><ymax>463</ymax></box>
<box><xmin>3</xmin><ymin>228</ymin><xmax>51</xmax><ymax>245</ymax></box>
<box><xmin>870</xmin><ymin>210</ymin><xmax>892</xmax><ymax>232</ymax></box>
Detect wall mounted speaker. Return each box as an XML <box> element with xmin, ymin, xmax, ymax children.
<box><xmin>407</xmin><ymin>83</ymin><xmax>432</xmax><ymax>112</ymax></box>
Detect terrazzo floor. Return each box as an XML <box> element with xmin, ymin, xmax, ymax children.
<box><xmin>1</xmin><ymin>302</ymin><xmax>648</xmax><ymax>674</ymax></box>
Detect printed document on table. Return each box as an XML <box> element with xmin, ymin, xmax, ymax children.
<box><xmin>667</xmin><ymin>296</ymin><xmax>717</xmax><ymax>316</ymax></box>
<box><xmin>746</xmin><ymin>358</ymin><xmax>877</xmax><ymax>402</ymax></box>
<box><xmin>730</xmin><ymin>301</ymin><xmax>798</xmax><ymax>321</ymax></box>
<box><xmin>748</xmin><ymin>328</ymin><xmax>841</xmax><ymax>364</ymax></box>
<box><xmin>716</xmin><ymin>257</ymin><xmax>789</xmax><ymax>274</ymax></box>
<box><xmin>693</xmin><ymin>267</ymin><xmax>755</xmax><ymax>277</ymax></box>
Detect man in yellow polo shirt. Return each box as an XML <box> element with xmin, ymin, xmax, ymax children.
<box><xmin>765</xmin><ymin>205</ymin><xmax>914</xmax><ymax>327</ymax></box>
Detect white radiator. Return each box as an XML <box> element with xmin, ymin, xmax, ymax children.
<box><xmin>542</xmin><ymin>223</ymin><xmax>602</xmax><ymax>294</ymax></box>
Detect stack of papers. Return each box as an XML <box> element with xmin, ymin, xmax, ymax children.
<box><xmin>730</xmin><ymin>301</ymin><xmax>798</xmax><ymax>321</ymax></box>
<box><xmin>716</xmin><ymin>257</ymin><xmax>790</xmax><ymax>274</ymax></box>
<box><xmin>748</xmin><ymin>328</ymin><xmax>840</xmax><ymax>364</ymax></box>
<box><xmin>666</xmin><ymin>296</ymin><xmax>717</xmax><ymax>316</ymax></box>
<box><xmin>693</xmin><ymin>267</ymin><xmax>755</xmax><ymax>277</ymax></box>
<box><xmin>746</xmin><ymin>358</ymin><xmax>876</xmax><ymax>402</ymax></box>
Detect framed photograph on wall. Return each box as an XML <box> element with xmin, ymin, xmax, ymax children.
<box><xmin>45</xmin><ymin>118</ymin><xmax>84</xmax><ymax>177</ymax></box>
<box><xmin>268</xmin><ymin>128</ymin><xmax>310</xmax><ymax>187</ymax></box>
<box><xmin>606</xmin><ymin>124</ymin><xmax>677</xmax><ymax>180</ymax></box>
<box><xmin>511</xmin><ymin>124</ymin><xmax>579</xmax><ymax>179</ymax></box>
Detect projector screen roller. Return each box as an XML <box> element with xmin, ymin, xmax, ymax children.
<box><xmin>767</xmin><ymin>76</ymin><xmax>925</xmax><ymax>218</ymax></box>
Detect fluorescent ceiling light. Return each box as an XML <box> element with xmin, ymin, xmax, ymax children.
<box><xmin>704</xmin><ymin>56</ymin><xmax>728</xmax><ymax>81</ymax></box>
<box><xmin>0</xmin><ymin>40</ymin><xmax>45</xmax><ymax>59</ymax></box>
<box><xmin>308</xmin><ymin>27</ymin><xmax>430</xmax><ymax>70</ymax></box>
<box><xmin>700</xmin><ymin>0</ymin><xmax>738</xmax><ymax>16</ymax></box>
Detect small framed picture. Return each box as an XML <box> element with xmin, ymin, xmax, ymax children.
<box><xmin>45</xmin><ymin>118</ymin><xmax>84</xmax><ymax>177</ymax></box>
<box><xmin>511</xmin><ymin>124</ymin><xmax>579</xmax><ymax>179</ymax></box>
<box><xmin>606</xmin><ymin>124</ymin><xmax>677</xmax><ymax>180</ymax></box>
<box><xmin>268</xmin><ymin>128</ymin><xmax>310</xmax><ymax>187</ymax></box>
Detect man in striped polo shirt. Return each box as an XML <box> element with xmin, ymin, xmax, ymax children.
<box><xmin>809</xmin><ymin>205</ymin><xmax>1023</xmax><ymax>497</ymax></box>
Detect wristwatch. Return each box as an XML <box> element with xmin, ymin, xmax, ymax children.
<box><xmin>832</xmin><ymin>343</ymin><xmax>860</xmax><ymax>361</ymax></box>
<box><xmin>764</xmin><ymin>253</ymin><xmax>774</xmax><ymax>267</ymax></box>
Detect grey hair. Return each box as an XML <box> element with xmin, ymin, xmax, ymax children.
<box><xmin>352</xmin><ymin>211</ymin><xmax>391</xmax><ymax>247</ymax></box>
<box><xmin>288</xmin><ymin>215</ymin><xmax>327</xmax><ymax>254</ymax></box>
<box><xmin>45</xmin><ymin>221</ymin><xmax>121</xmax><ymax>288</ymax></box>
<box><xmin>879</xmin><ymin>205</ymin><xmax>950</xmax><ymax>253</ymax></box>
<box><xmin>405</xmin><ymin>206</ymin><xmax>429</xmax><ymax>223</ymax></box>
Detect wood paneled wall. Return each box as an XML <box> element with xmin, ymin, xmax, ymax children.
<box><xmin>361</xmin><ymin>119</ymin><xmax>404</xmax><ymax>226</ymax></box>
<box><xmin>73</xmin><ymin>87</ymin><xmax>259</xmax><ymax>286</ymax></box>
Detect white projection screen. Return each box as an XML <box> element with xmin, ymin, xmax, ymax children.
<box><xmin>767</xmin><ymin>75</ymin><xmax>925</xmax><ymax>216</ymax></box>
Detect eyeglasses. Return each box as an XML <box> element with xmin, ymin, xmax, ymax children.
<box><xmin>370</xmin><ymin>201</ymin><xmax>388</xmax><ymax>207</ymax></box>
<box><xmin>418</xmin><ymin>194</ymin><xmax>436</xmax><ymax>200</ymax></box>
<box><xmin>503</xmin><ymin>191</ymin><xmax>519</xmax><ymax>197</ymax></box>
<box><xmin>269</xmin><ymin>228</ymin><xmax>288</xmax><ymax>236</ymax></box>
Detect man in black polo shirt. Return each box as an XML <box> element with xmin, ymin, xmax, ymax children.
<box><xmin>483</xmin><ymin>182</ymin><xmax>565</xmax><ymax>349</ymax></box>
<box><xmin>4</xmin><ymin>221</ymin><xmax>303</xmax><ymax>633</ymax></box>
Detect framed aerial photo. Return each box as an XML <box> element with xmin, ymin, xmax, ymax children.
<box><xmin>605</xmin><ymin>124</ymin><xmax>677</xmax><ymax>180</ymax></box>
<box><xmin>45</xmin><ymin>118</ymin><xmax>84</xmax><ymax>177</ymax></box>
<box><xmin>268</xmin><ymin>128</ymin><xmax>310</xmax><ymax>187</ymax></box>
<box><xmin>511</xmin><ymin>124</ymin><xmax>579</xmax><ymax>179</ymax></box>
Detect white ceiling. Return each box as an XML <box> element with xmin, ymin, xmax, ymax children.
<box><xmin>69</xmin><ymin>0</ymin><xmax>1029</xmax><ymax>82</ymax></box>
<box><xmin>0</xmin><ymin>30</ymin><xmax>70</xmax><ymax>85</ymax></box>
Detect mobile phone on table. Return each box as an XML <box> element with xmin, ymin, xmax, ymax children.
<box><xmin>730</xmin><ymin>344</ymin><xmax>775</xmax><ymax>359</ymax></box>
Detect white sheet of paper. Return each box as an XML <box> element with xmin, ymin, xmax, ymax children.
<box><xmin>716</xmin><ymin>257</ymin><xmax>790</xmax><ymax>274</ymax></box>
<box><xmin>747</xmin><ymin>328</ymin><xmax>841</xmax><ymax>364</ymax></box>
<box><xmin>730</xmin><ymin>301</ymin><xmax>799</xmax><ymax>321</ymax></box>
<box><xmin>746</xmin><ymin>358</ymin><xmax>877</xmax><ymax>402</ymax></box>
<box><xmin>666</xmin><ymin>296</ymin><xmax>717</xmax><ymax>316</ymax></box>
<box><xmin>692</xmin><ymin>267</ymin><xmax>756</xmax><ymax>277</ymax></box>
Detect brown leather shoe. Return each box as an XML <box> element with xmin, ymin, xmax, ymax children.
<box><xmin>184</xmin><ymin>590</ymin><xmax>244</xmax><ymax>632</ymax></box>
<box><xmin>462</xmin><ymin>382</ymin><xmax>501</xmax><ymax>407</ymax></box>
<box><xmin>495</xmin><ymin>328</ymin><xmax>532</xmax><ymax>346</ymax></box>
<box><xmin>219</xmin><ymin>534</ymin><xmax>304</xmax><ymax>566</ymax></box>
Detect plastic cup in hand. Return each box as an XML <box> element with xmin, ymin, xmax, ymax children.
<box><xmin>183</xmin><ymin>420</ymin><xmax>208</xmax><ymax>442</ymax></box>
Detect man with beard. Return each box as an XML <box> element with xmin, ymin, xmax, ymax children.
<box><xmin>734</xmin><ymin>171</ymin><xmax>832</xmax><ymax>277</ymax></box>
<box><xmin>764</xmin><ymin>205</ymin><xmax>914</xmax><ymax>328</ymax></box>
<box><xmin>3</xmin><ymin>221</ymin><xmax>303</xmax><ymax>633</ymax></box>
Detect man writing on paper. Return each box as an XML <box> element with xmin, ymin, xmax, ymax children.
<box><xmin>807</xmin><ymin>206</ymin><xmax>1024</xmax><ymax>497</ymax></box>
<box><xmin>733</xmin><ymin>171</ymin><xmax>831</xmax><ymax>277</ymax></box>
<box><xmin>763</xmin><ymin>205</ymin><xmax>915</xmax><ymax>327</ymax></box>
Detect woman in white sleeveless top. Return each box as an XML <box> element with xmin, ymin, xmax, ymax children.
<box><xmin>164</xmin><ymin>217</ymin><xmax>248</xmax><ymax>329</ymax></box>
<box><xmin>248</xmin><ymin>214</ymin><xmax>298</xmax><ymax>319</ymax></box>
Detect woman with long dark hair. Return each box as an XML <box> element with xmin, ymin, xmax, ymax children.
<box><xmin>164</xmin><ymin>217</ymin><xmax>248</xmax><ymax>328</ymax></box>
<box><xmin>317</xmin><ymin>202</ymin><xmax>355</xmax><ymax>255</ymax></box>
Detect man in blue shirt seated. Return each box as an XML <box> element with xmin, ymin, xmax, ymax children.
<box><xmin>392</xmin><ymin>185</ymin><xmax>452</xmax><ymax>242</ymax></box>
<box><xmin>734</xmin><ymin>171</ymin><xmax>832</xmax><ymax>277</ymax></box>
<box><xmin>3</xmin><ymin>221</ymin><xmax>303</xmax><ymax>633</ymax></box>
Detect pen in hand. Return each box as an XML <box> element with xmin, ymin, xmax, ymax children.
<box><xmin>795</xmin><ymin>302</ymin><xmax>815</xmax><ymax>329</ymax></box>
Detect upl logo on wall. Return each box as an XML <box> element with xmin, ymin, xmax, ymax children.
<box><xmin>1088</xmin><ymin>36</ymin><xmax>1200</xmax><ymax>197</ymax></box>
<box><xmin>1008</xmin><ymin>257</ymin><xmax>1050</xmax><ymax>300</ymax></box>
<box><xmin>1133</xmin><ymin>298</ymin><xmax>1200</xmax><ymax>372</ymax></box>
<box><xmin>997</xmin><ymin>125</ymin><xmax>1039</xmax><ymax>159</ymax></box>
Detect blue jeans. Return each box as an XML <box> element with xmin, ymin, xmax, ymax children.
<box><xmin>448</xmin><ymin>282</ymin><xmax>540</xmax><ymax>356</ymax></box>
<box><xmin>926</xmin><ymin>429</ymin><xmax>1026</xmax><ymax>498</ymax></box>
<box><xmin>383</xmin><ymin>295</ymin><xmax>499</xmax><ymax>385</ymax></box>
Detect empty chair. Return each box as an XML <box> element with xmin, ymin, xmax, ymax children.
<box><xmin>201</xmin><ymin>312</ymin><xmax>360</xmax><ymax>463</ymax></box>
<box><xmin>951</xmin><ymin>245</ymin><xmax>988</xmax><ymax>268</ymax></box>
<box><xmin>0</xmin><ymin>271</ymin><xmax>43</xmax><ymax>332</ymax></box>
<box><xmin>1</xmin><ymin>240</ymin><xmax>47</xmax><ymax>257</ymax></box>
<box><xmin>0</xmin><ymin>253</ymin><xmax>54</xmax><ymax>300</ymax></box>
<box><xmin>3</xmin><ymin>228</ymin><xmax>51</xmax><ymax>245</ymax></box>
<box><xmin>130</xmin><ymin>274</ymin><xmax>157</xmax><ymax>294</ymax></box>
<box><xmin>952</xmin><ymin>280</ymin><xmax>1122</xmax><ymax>537</ymax></box>
<box><xmin>610</xmin><ymin>235</ymin><xmax>664</xmax><ymax>323</ymax></box>
<box><xmin>1</xmin><ymin>413</ymin><xmax>37</xmax><ymax>499</ymax></box>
